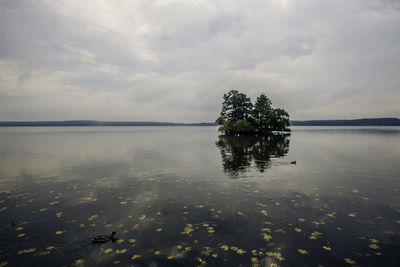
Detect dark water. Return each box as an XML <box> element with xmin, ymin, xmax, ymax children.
<box><xmin>0</xmin><ymin>126</ymin><xmax>399</xmax><ymax>267</ymax></box>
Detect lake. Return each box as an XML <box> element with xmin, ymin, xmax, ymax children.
<box><xmin>0</xmin><ymin>126</ymin><xmax>399</xmax><ymax>266</ymax></box>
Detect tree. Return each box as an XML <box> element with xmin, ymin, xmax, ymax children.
<box><xmin>235</xmin><ymin>119</ymin><xmax>254</xmax><ymax>133</ymax></box>
<box><xmin>252</xmin><ymin>94</ymin><xmax>273</xmax><ymax>133</ymax></box>
<box><xmin>271</xmin><ymin>108</ymin><xmax>290</xmax><ymax>132</ymax></box>
<box><xmin>220</xmin><ymin>90</ymin><xmax>253</xmax><ymax>123</ymax></box>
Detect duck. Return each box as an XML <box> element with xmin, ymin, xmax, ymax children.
<box><xmin>91</xmin><ymin>232</ymin><xmax>117</xmax><ymax>243</ymax></box>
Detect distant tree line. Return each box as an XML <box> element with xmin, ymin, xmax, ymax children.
<box><xmin>0</xmin><ymin>121</ymin><xmax>217</xmax><ymax>127</ymax></box>
<box><xmin>216</xmin><ymin>90</ymin><xmax>290</xmax><ymax>134</ymax></box>
<box><xmin>290</xmin><ymin>118</ymin><xmax>400</xmax><ymax>126</ymax></box>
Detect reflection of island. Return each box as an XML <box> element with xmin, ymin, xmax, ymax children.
<box><xmin>216</xmin><ymin>134</ymin><xmax>290</xmax><ymax>177</ymax></box>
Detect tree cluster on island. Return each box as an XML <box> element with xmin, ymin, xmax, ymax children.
<box><xmin>216</xmin><ymin>90</ymin><xmax>290</xmax><ymax>134</ymax></box>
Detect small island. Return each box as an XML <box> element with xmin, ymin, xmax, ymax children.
<box><xmin>215</xmin><ymin>90</ymin><xmax>290</xmax><ymax>134</ymax></box>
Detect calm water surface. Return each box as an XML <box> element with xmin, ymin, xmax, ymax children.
<box><xmin>0</xmin><ymin>126</ymin><xmax>399</xmax><ymax>266</ymax></box>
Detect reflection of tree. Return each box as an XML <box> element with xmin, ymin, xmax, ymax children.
<box><xmin>216</xmin><ymin>134</ymin><xmax>290</xmax><ymax>178</ymax></box>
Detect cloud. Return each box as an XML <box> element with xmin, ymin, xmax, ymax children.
<box><xmin>0</xmin><ymin>0</ymin><xmax>399</xmax><ymax>121</ymax></box>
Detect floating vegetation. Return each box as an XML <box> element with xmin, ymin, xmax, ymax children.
<box><xmin>220</xmin><ymin>245</ymin><xmax>229</xmax><ymax>251</ymax></box>
<box><xmin>260</xmin><ymin>210</ymin><xmax>268</xmax><ymax>216</ymax></box>
<box><xmin>326</xmin><ymin>212</ymin><xmax>336</xmax><ymax>218</ymax></box>
<box><xmin>104</xmin><ymin>248</ymin><xmax>113</xmax><ymax>254</ymax></box>
<box><xmin>263</xmin><ymin>233</ymin><xmax>272</xmax><ymax>242</ymax></box>
<box><xmin>182</xmin><ymin>224</ymin><xmax>195</xmax><ymax>235</ymax></box>
<box><xmin>266</xmin><ymin>251</ymin><xmax>285</xmax><ymax>261</ymax></box>
<box><xmin>344</xmin><ymin>258</ymin><xmax>356</xmax><ymax>264</ymax></box>
<box><xmin>309</xmin><ymin>231</ymin><xmax>322</xmax><ymax>240</ymax></box>
<box><xmin>17</xmin><ymin>248</ymin><xmax>36</xmax><ymax>255</ymax></box>
<box><xmin>75</xmin><ymin>259</ymin><xmax>85</xmax><ymax>265</ymax></box>
<box><xmin>230</xmin><ymin>246</ymin><xmax>239</xmax><ymax>251</ymax></box>
<box><xmin>297</xmin><ymin>249</ymin><xmax>309</xmax><ymax>255</ymax></box>
<box><xmin>368</xmin><ymin>244</ymin><xmax>380</xmax><ymax>249</ymax></box>
<box><xmin>236</xmin><ymin>249</ymin><xmax>246</xmax><ymax>255</ymax></box>
<box><xmin>88</xmin><ymin>214</ymin><xmax>98</xmax><ymax>221</ymax></box>
<box><xmin>131</xmin><ymin>254</ymin><xmax>141</xmax><ymax>260</ymax></box>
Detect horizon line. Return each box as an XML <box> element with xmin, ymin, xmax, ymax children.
<box><xmin>0</xmin><ymin>117</ymin><xmax>399</xmax><ymax>123</ymax></box>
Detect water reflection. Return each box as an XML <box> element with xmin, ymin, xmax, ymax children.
<box><xmin>0</xmin><ymin>127</ymin><xmax>399</xmax><ymax>266</ymax></box>
<box><xmin>216</xmin><ymin>134</ymin><xmax>290</xmax><ymax>177</ymax></box>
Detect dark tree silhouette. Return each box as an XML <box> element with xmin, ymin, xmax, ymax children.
<box><xmin>253</xmin><ymin>94</ymin><xmax>273</xmax><ymax>133</ymax></box>
<box><xmin>220</xmin><ymin>90</ymin><xmax>253</xmax><ymax>123</ymax></box>
<box><xmin>216</xmin><ymin>90</ymin><xmax>290</xmax><ymax>134</ymax></box>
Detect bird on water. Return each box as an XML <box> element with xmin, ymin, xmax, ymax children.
<box><xmin>91</xmin><ymin>232</ymin><xmax>117</xmax><ymax>243</ymax></box>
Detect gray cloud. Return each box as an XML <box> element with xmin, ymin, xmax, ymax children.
<box><xmin>0</xmin><ymin>0</ymin><xmax>399</xmax><ymax>121</ymax></box>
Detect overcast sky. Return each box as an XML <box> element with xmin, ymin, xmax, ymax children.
<box><xmin>0</xmin><ymin>0</ymin><xmax>399</xmax><ymax>122</ymax></box>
